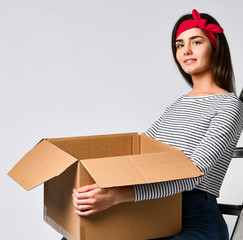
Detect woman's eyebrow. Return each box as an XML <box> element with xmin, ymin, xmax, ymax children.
<box><xmin>176</xmin><ymin>35</ymin><xmax>204</xmax><ymax>42</ymax></box>
<box><xmin>190</xmin><ymin>35</ymin><xmax>204</xmax><ymax>40</ymax></box>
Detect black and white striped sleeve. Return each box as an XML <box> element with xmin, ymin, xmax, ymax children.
<box><xmin>134</xmin><ymin>96</ymin><xmax>243</xmax><ymax>201</ymax></box>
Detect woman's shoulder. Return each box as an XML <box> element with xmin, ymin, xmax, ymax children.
<box><xmin>217</xmin><ymin>93</ymin><xmax>243</xmax><ymax>117</ymax></box>
<box><xmin>168</xmin><ymin>92</ymin><xmax>242</xmax><ymax>112</ymax></box>
<box><xmin>219</xmin><ymin>92</ymin><xmax>242</xmax><ymax>106</ymax></box>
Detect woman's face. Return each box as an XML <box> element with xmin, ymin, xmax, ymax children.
<box><xmin>175</xmin><ymin>28</ymin><xmax>214</xmax><ymax>77</ymax></box>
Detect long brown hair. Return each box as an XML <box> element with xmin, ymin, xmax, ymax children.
<box><xmin>240</xmin><ymin>89</ymin><xmax>243</xmax><ymax>102</ymax></box>
<box><xmin>171</xmin><ymin>12</ymin><xmax>235</xmax><ymax>93</ymax></box>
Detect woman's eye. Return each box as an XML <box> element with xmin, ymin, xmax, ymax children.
<box><xmin>176</xmin><ymin>44</ymin><xmax>184</xmax><ymax>48</ymax></box>
<box><xmin>193</xmin><ymin>41</ymin><xmax>200</xmax><ymax>45</ymax></box>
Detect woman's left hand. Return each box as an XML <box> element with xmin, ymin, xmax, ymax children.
<box><xmin>72</xmin><ymin>183</ymin><xmax>134</xmax><ymax>216</ymax></box>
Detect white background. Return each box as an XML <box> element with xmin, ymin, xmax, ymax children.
<box><xmin>1</xmin><ymin>0</ymin><xmax>243</xmax><ymax>239</ymax></box>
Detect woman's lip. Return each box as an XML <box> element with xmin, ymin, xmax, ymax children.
<box><xmin>184</xmin><ymin>59</ymin><xmax>197</xmax><ymax>64</ymax></box>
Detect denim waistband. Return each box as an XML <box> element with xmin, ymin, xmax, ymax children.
<box><xmin>182</xmin><ymin>189</ymin><xmax>216</xmax><ymax>198</ymax></box>
<box><xmin>182</xmin><ymin>189</ymin><xmax>218</xmax><ymax>211</ymax></box>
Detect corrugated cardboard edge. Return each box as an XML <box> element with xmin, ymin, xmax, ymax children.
<box><xmin>47</xmin><ymin>132</ymin><xmax>139</xmax><ymax>143</ymax></box>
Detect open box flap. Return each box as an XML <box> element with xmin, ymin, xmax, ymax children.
<box><xmin>81</xmin><ymin>151</ymin><xmax>204</xmax><ymax>188</ymax></box>
<box><xmin>8</xmin><ymin>140</ymin><xmax>77</xmax><ymax>190</ymax></box>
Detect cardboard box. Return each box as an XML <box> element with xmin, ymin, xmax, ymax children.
<box><xmin>8</xmin><ymin>132</ymin><xmax>203</xmax><ymax>240</ymax></box>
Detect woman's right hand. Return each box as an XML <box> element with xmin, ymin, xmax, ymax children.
<box><xmin>72</xmin><ymin>184</ymin><xmax>135</xmax><ymax>216</ymax></box>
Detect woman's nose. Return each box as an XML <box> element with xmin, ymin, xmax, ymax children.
<box><xmin>184</xmin><ymin>44</ymin><xmax>192</xmax><ymax>55</ymax></box>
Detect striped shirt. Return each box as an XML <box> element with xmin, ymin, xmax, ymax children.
<box><xmin>134</xmin><ymin>93</ymin><xmax>243</xmax><ymax>201</ymax></box>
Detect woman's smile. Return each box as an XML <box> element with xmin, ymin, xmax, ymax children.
<box><xmin>184</xmin><ymin>58</ymin><xmax>197</xmax><ymax>65</ymax></box>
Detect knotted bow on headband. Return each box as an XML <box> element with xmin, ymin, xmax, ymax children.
<box><xmin>176</xmin><ymin>9</ymin><xmax>224</xmax><ymax>48</ymax></box>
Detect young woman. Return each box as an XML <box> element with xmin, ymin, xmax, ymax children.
<box><xmin>65</xmin><ymin>9</ymin><xmax>243</xmax><ymax>240</ymax></box>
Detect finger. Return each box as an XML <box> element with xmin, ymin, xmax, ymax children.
<box><xmin>72</xmin><ymin>191</ymin><xmax>92</xmax><ymax>201</ymax></box>
<box><xmin>72</xmin><ymin>195</ymin><xmax>96</xmax><ymax>205</ymax></box>
<box><xmin>78</xmin><ymin>184</ymin><xmax>98</xmax><ymax>193</ymax></box>
<box><xmin>75</xmin><ymin>198</ymin><xmax>96</xmax><ymax>205</ymax></box>
<box><xmin>72</xmin><ymin>189</ymin><xmax>80</xmax><ymax>198</ymax></box>
<box><xmin>73</xmin><ymin>188</ymin><xmax>86</xmax><ymax>199</ymax></box>
<box><xmin>73</xmin><ymin>188</ymin><xmax>80</xmax><ymax>196</ymax></box>
<box><xmin>74</xmin><ymin>209</ymin><xmax>98</xmax><ymax>217</ymax></box>
<box><xmin>73</xmin><ymin>200</ymin><xmax>93</xmax><ymax>211</ymax></box>
<box><xmin>73</xmin><ymin>201</ymin><xmax>92</xmax><ymax>211</ymax></box>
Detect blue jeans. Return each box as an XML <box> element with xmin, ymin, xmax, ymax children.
<box><xmin>153</xmin><ymin>191</ymin><xmax>229</xmax><ymax>240</ymax></box>
<box><xmin>62</xmin><ymin>191</ymin><xmax>229</xmax><ymax>240</ymax></box>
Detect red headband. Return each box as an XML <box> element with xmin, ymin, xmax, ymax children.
<box><xmin>176</xmin><ymin>9</ymin><xmax>224</xmax><ymax>48</ymax></box>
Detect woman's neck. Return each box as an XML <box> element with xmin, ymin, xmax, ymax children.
<box><xmin>187</xmin><ymin>73</ymin><xmax>229</xmax><ymax>97</ymax></box>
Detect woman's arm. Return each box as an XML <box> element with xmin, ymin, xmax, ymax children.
<box><xmin>134</xmin><ymin>96</ymin><xmax>243</xmax><ymax>201</ymax></box>
<box><xmin>72</xmin><ymin>96</ymin><xmax>243</xmax><ymax>215</ymax></box>
<box><xmin>72</xmin><ymin>184</ymin><xmax>134</xmax><ymax>216</ymax></box>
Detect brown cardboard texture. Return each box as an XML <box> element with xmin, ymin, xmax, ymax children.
<box><xmin>8</xmin><ymin>132</ymin><xmax>203</xmax><ymax>240</ymax></box>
